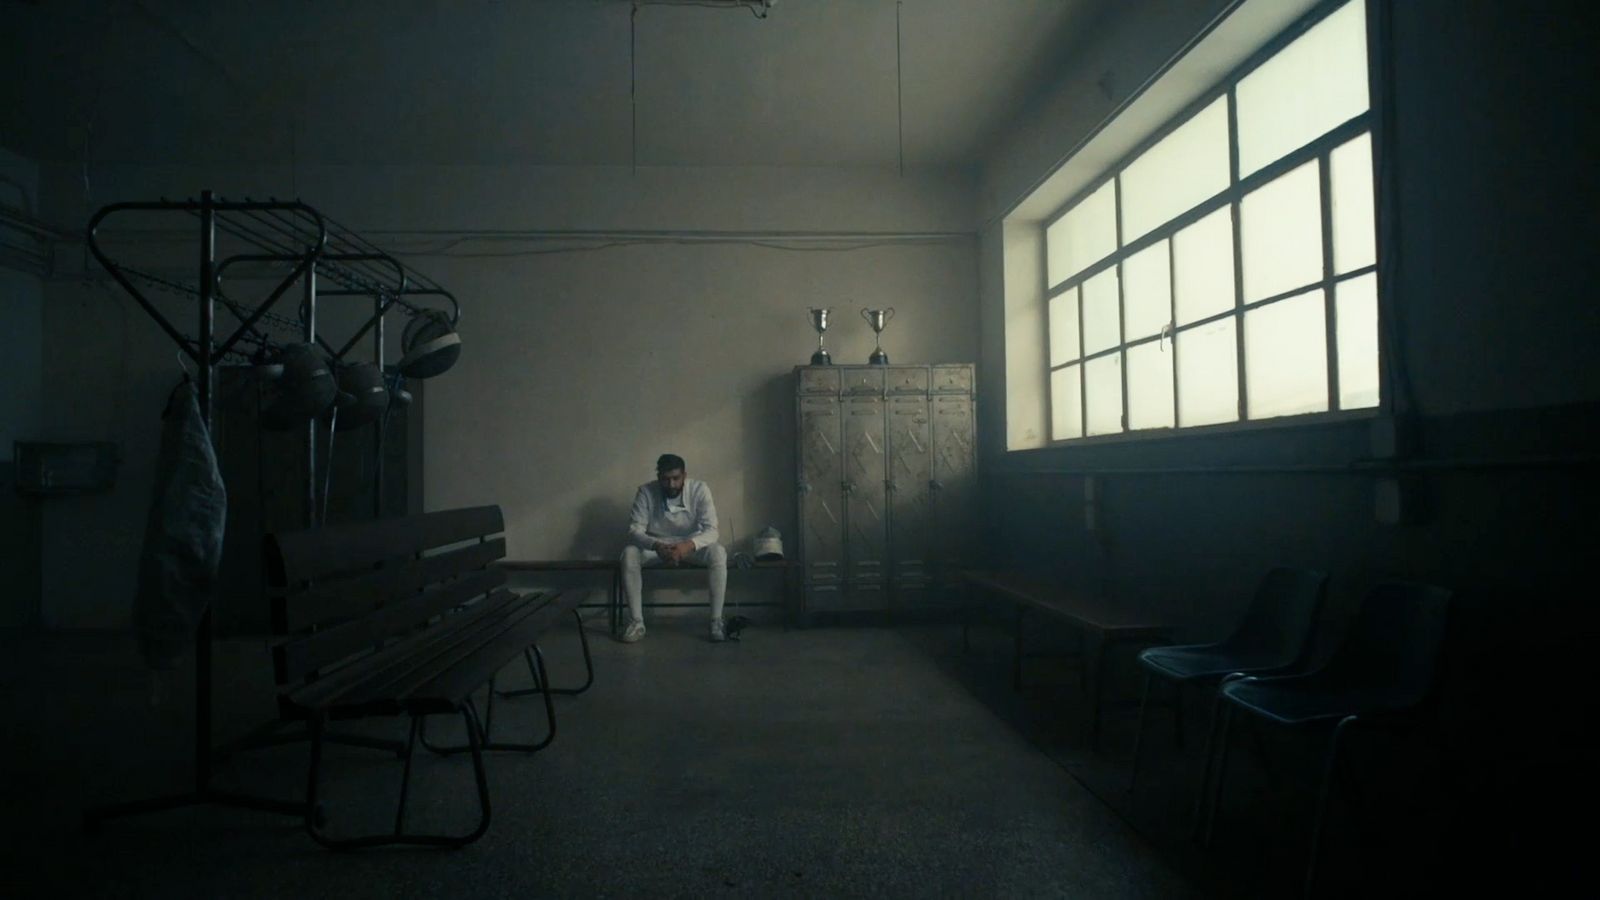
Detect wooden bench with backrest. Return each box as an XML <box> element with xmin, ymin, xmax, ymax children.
<box><xmin>264</xmin><ymin>505</ymin><xmax>592</xmax><ymax>849</ymax></box>
<box><xmin>961</xmin><ymin>569</ymin><xmax>1174</xmax><ymax>749</ymax></box>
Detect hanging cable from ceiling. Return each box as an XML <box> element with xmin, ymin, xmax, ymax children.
<box><xmin>636</xmin><ymin>0</ymin><xmax>774</xmax><ymax>19</ymax></box>
<box><xmin>896</xmin><ymin>0</ymin><xmax>904</xmax><ymax>178</ymax></box>
<box><xmin>631</xmin><ymin>2</ymin><xmax>638</xmax><ymax>175</ymax></box>
<box><xmin>629</xmin><ymin>0</ymin><xmax>776</xmax><ymax>173</ymax></box>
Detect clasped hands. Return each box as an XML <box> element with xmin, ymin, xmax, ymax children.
<box><xmin>653</xmin><ymin>539</ymin><xmax>696</xmax><ymax>565</ymax></box>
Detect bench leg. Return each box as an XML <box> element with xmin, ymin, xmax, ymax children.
<box><xmin>394</xmin><ymin>715</ymin><xmax>421</xmax><ymax>835</ymax></box>
<box><xmin>496</xmin><ymin>609</ymin><xmax>594</xmax><ymax>697</ymax></box>
<box><xmin>421</xmin><ymin>647</ymin><xmax>557</xmax><ymax>755</ymax></box>
<box><xmin>304</xmin><ymin>708</ymin><xmax>492</xmax><ymax>850</ymax></box>
<box><xmin>611</xmin><ymin>570</ymin><xmax>623</xmax><ymax>637</ymax></box>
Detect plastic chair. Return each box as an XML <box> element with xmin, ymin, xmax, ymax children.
<box><xmin>1194</xmin><ymin>581</ymin><xmax>1452</xmax><ymax>898</ymax></box>
<box><xmin>1128</xmin><ymin>567</ymin><xmax>1328</xmax><ymax>793</ymax></box>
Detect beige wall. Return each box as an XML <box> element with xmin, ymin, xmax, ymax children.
<box><xmin>34</xmin><ymin>162</ymin><xmax>978</xmax><ymax>627</ymax></box>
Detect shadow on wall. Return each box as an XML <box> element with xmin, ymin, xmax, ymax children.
<box><xmin>565</xmin><ymin>495</ymin><xmax>631</xmax><ymax>560</ymax></box>
<box><xmin>739</xmin><ymin>372</ymin><xmax>796</xmax><ymax>556</ymax></box>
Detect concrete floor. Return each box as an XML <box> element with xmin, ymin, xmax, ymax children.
<box><xmin>0</xmin><ymin>611</ymin><xmax>1207</xmax><ymax>898</ymax></box>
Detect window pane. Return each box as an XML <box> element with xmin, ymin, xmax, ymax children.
<box><xmin>1085</xmin><ymin>353</ymin><xmax>1123</xmax><ymax>436</ymax></box>
<box><xmin>1331</xmin><ymin>132</ymin><xmax>1376</xmax><ymax>274</ymax></box>
<box><xmin>1045</xmin><ymin>180</ymin><xmax>1117</xmax><ymax>287</ymax></box>
<box><xmin>1236</xmin><ymin>0</ymin><xmax>1370</xmax><ymax>177</ymax></box>
<box><xmin>1336</xmin><ymin>273</ymin><xmax>1380</xmax><ymax>409</ymax></box>
<box><xmin>1123</xmin><ymin>240</ymin><xmax>1171</xmax><ymax>341</ymax></box>
<box><xmin>1051</xmin><ymin>364</ymin><xmax>1083</xmax><ymax>440</ymax></box>
<box><xmin>1081</xmin><ymin>267</ymin><xmax>1121</xmax><ymax>355</ymax></box>
<box><xmin>1177</xmin><ymin>318</ymin><xmax>1238</xmax><ymax>427</ymax></box>
<box><xmin>1127</xmin><ymin>340</ymin><xmax>1175</xmax><ymax>430</ymax></box>
<box><xmin>1173</xmin><ymin>206</ymin><xmax>1235</xmax><ymax>325</ymax></box>
<box><xmin>1048</xmin><ymin>287</ymin><xmax>1080</xmax><ymax>366</ymax></box>
<box><xmin>1241</xmin><ymin>161</ymin><xmax>1322</xmax><ymax>302</ymax></box>
<box><xmin>1120</xmin><ymin>97</ymin><xmax>1231</xmax><ymax>241</ymax></box>
<box><xmin>1245</xmin><ymin>288</ymin><xmax>1328</xmax><ymax>419</ymax></box>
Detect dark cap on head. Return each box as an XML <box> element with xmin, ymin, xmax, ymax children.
<box><xmin>656</xmin><ymin>453</ymin><xmax>686</xmax><ymax>473</ymax></box>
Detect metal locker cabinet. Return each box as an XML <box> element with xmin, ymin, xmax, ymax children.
<box><xmin>794</xmin><ymin>363</ymin><xmax>973</xmax><ymax>620</ymax></box>
<box><xmin>886</xmin><ymin>385</ymin><xmax>933</xmax><ymax>609</ymax></box>
<box><xmin>841</xmin><ymin>391</ymin><xmax>888</xmax><ymax>610</ymax></box>
<box><xmin>930</xmin><ymin>375</ymin><xmax>977</xmax><ymax>606</ymax></box>
<box><xmin>796</xmin><ymin>374</ymin><xmax>845</xmax><ymax>614</ymax></box>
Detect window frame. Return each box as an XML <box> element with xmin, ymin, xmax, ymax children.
<box><xmin>1040</xmin><ymin>0</ymin><xmax>1389</xmax><ymax>448</ymax></box>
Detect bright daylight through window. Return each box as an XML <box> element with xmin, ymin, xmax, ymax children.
<box><xmin>1044</xmin><ymin>0</ymin><xmax>1379</xmax><ymax>442</ymax></box>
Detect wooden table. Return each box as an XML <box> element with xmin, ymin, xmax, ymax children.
<box><xmin>961</xmin><ymin>569</ymin><xmax>1174</xmax><ymax>750</ymax></box>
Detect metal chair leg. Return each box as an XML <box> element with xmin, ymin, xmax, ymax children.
<box><xmin>1192</xmin><ymin>675</ymin><xmax>1246</xmax><ymax>840</ymax></box>
<box><xmin>1128</xmin><ymin>672</ymin><xmax>1155</xmax><ymax>794</ymax></box>
<box><xmin>1089</xmin><ymin>636</ymin><xmax>1110</xmax><ymax>752</ymax></box>
<box><xmin>1304</xmin><ymin>715</ymin><xmax>1358</xmax><ymax>899</ymax></box>
<box><xmin>1199</xmin><ymin>703</ymin><xmax>1236</xmax><ymax>848</ymax></box>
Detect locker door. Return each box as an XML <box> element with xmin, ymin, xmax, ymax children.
<box><xmin>930</xmin><ymin>392</ymin><xmax>977</xmax><ymax>603</ymax></box>
<box><xmin>797</xmin><ymin>395</ymin><xmax>844</xmax><ymax>606</ymax></box>
<box><xmin>841</xmin><ymin>394</ymin><xmax>888</xmax><ymax>610</ymax></box>
<box><xmin>887</xmin><ymin>394</ymin><xmax>932</xmax><ymax>607</ymax></box>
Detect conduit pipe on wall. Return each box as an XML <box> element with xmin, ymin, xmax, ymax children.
<box><xmin>992</xmin><ymin>455</ymin><xmax>1600</xmax><ymax>478</ymax></box>
<box><xmin>364</xmin><ymin>228</ymin><xmax>974</xmax><ymax>243</ymax></box>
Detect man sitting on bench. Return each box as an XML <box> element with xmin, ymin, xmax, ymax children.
<box><xmin>619</xmin><ymin>453</ymin><xmax>729</xmax><ymax>644</ymax></box>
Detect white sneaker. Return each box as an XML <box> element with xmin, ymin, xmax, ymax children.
<box><xmin>620</xmin><ymin>620</ymin><xmax>646</xmax><ymax>643</ymax></box>
<box><xmin>709</xmin><ymin>618</ymin><xmax>726</xmax><ymax>642</ymax></box>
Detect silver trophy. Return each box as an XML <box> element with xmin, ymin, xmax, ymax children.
<box><xmin>860</xmin><ymin>307</ymin><xmax>895</xmax><ymax>365</ymax></box>
<box><xmin>807</xmin><ymin>307</ymin><xmax>833</xmax><ymax>365</ymax></box>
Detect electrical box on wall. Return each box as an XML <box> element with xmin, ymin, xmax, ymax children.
<box><xmin>13</xmin><ymin>441</ymin><xmax>119</xmax><ymax>495</ymax></box>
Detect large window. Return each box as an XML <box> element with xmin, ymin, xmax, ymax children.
<box><xmin>1044</xmin><ymin>0</ymin><xmax>1379</xmax><ymax>442</ymax></box>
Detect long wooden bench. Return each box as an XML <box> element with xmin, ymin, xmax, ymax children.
<box><xmin>499</xmin><ymin>557</ymin><xmax>801</xmax><ymax>635</ymax></box>
<box><xmin>264</xmin><ymin>505</ymin><xmax>593</xmax><ymax>849</ymax></box>
<box><xmin>960</xmin><ymin>570</ymin><xmax>1173</xmax><ymax>750</ymax></box>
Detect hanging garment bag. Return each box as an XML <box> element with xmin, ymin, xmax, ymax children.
<box><xmin>133</xmin><ymin>377</ymin><xmax>227</xmax><ymax>670</ymax></box>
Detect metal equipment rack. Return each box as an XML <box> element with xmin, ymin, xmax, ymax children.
<box><xmin>80</xmin><ymin>190</ymin><xmax>458</xmax><ymax>828</ymax></box>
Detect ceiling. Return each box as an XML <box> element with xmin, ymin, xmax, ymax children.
<box><xmin>3</xmin><ymin>0</ymin><xmax>1105</xmax><ymax>169</ymax></box>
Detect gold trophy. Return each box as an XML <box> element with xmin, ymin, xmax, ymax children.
<box><xmin>807</xmin><ymin>307</ymin><xmax>833</xmax><ymax>365</ymax></box>
<box><xmin>861</xmin><ymin>307</ymin><xmax>895</xmax><ymax>365</ymax></box>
